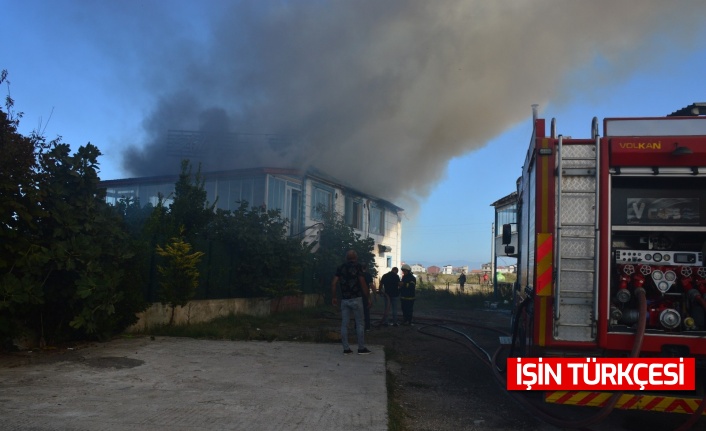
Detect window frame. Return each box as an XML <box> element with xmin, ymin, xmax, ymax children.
<box><xmin>345</xmin><ymin>196</ymin><xmax>363</xmax><ymax>230</ymax></box>
<box><xmin>311</xmin><ymin>183</ymin><xmax>334</xmax><ymax>221</ymax></box>
<box><xmin>369</xmin><ymin>203</ymin><xmax>385</xmax><ymax>235</ymax></box>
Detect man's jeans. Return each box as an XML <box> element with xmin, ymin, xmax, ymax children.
<box><xmin>341</xmin><ymin>297</ymin><xmax>365</xmax><ymax>350</ymax></box>
<box><xmin>382</xmin><ymin>295</ymin><xmax>400</xmax><ymax>325</ymax></box>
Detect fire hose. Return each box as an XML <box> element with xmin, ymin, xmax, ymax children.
<box><xmin>371</xmin><ymin>292</ymin><xmax>391</xmax><ymax>328</ymax></box>
<box><xmin>493</xmin><ymin>288</ymin><xmax>649</xmax><ymax>429</ymax></box>
<box><xmin>368</xmin><ymin>293</ymin><xmax>704</xmax><ymax>429</ymax></box>
<box><xmin>692</xmin><ymin>294</ymin><xmax>706</xmax><ymax>317</ymax></box>
<box><xmin>505</xmin><ymin>288</ymin><xmax>702</xmax><ymax>430</ymax></box>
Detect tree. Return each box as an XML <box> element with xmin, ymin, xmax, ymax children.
<box><xmin>309</xmin><ymin>207</ymin><xmax>376</xmax><ymax>300</ymax></box>
<box><xmin>155</xmin><ymin>231</ymin><xmax>204</xmax><ymax>325</ymax></box>
<box><xmin>114</xmin><ymin>196</ymin><xmax>154</xmax><ymax>238</ymax></box>
<box><xmin>207</xmin><ymin>202</ymin><xmax>309</xmax><ymax>299</ymax></box>
<box><xmin>0</xmin><ymin>70</ymin><xmax>146</xmax><ymax>346</ymax></box>
<box><xmin>35</xmin><ymin>143</ymin><xmax>144</xmax><ymax>340</ymax></box>
<box><xmin>0</xmin><ymin>69</ymin><xmax>48</xmax><ymax>337</ymax></box>
<box><xmin>168</xmin><ymin>160</ymin><xmax>216</xmax><ymax>240</ymax></box>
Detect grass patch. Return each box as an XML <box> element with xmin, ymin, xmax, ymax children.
<box><xmin>386</xmin><ymin>369</ymin><xmax>408</xmax><ymax>431</ymax></box>
<box><xmin>142</xmin><ymin>306</ymin><xmax>338</xmax><ymax>342</ymax></box>
<box><xmin>414</xmin><ymin>285</ymin><xmax>512</xmax><ymax>312</ymax></box>
<box><xmin>384</xmin><ymin>346</ymin><xmax>408</xmax><ymax>431</ymax></box>
<box><xmin>137</xmin><ymin>291</ymin><xmax>512</xmax><ymax>342</ymax></box>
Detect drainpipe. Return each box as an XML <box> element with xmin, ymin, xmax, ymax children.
<box><xmin>491</xmin><ymin>222</ymin><xmax>497</xmax><ymax>297</ymax></box>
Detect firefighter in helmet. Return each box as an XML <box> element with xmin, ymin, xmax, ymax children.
<box><xmin>399</xmin><ymin>264</ymin><xmax>416</xmax><ymax>325</ymax></box>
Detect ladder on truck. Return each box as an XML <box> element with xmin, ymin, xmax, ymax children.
<box><xmin>553</xmin><ymin>119</ymin><xmax>600</xmax><ymax>342</ymax></box>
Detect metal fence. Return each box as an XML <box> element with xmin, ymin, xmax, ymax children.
<box><xmin>141</xmin><ymin>239</ymin><xmax>320</xmax><ymax>303</ymax></box>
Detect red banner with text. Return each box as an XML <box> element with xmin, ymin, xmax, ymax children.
<box><xmin>507</xmin><ymin>357</ymin><xmax>695</xmax><ymax>391</ymax></box>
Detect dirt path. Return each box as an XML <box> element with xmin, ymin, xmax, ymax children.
<box><xmin>364</xmin><ymin>307</ymin><xmax>549</xmax><ymax>430</ymax></box>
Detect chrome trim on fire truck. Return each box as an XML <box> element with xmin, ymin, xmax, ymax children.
<box><xmin>612</xmin><ymin>225</ymin><xmax>706</xmax><ymax>232</ymax></box>
<box><xmin>562</xmin><ymin>168</ymin><xmax>596</xmax><ymax>176</ymax></box>
<box><xmin>555</xmin><ymin>135</ymin><xmax>564</xmax><ymax>323</ymax></box>
<box><xmin>593</xmin><ymin>134</ymin><xmax>600</xmax><ymax>339</ymax></box>
<box><xmin>610</xmin><ymin>167</ymin><xmax>706</xmax><ymax>176</ymax></box>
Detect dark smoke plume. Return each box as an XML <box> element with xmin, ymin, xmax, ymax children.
<box><xmin>120</xmin><ymin>0</ymin><xmax>706</xmax><ymax>206</ymax></box>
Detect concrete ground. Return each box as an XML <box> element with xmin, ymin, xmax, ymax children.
<box><xmin>0</xmin><ymin>337</ymin><xmax>387</xmax><ymax>431</ymax></box>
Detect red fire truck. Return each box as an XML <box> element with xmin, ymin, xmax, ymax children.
<box><xmin>505</xmin><ymin>103</ymin><xmax>706</xmax><ymax>416</ymax></box>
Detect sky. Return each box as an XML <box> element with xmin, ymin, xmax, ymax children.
<box><xmin>2</xmin><ymin>1</ymin><xmax>706</xmax><ymax>269</ymax></box>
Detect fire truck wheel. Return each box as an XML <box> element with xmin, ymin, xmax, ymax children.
<box><xmin>510</xmin><ymin>297</ymin><xmax>533</xmax><ymax>357</ymax></box>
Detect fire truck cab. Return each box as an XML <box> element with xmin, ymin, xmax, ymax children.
<box><xmin>510</xmin><ymin>104</ymin><xmax>706</xmax><ymax>360</ymax></box>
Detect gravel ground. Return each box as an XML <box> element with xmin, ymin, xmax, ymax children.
<box><xmin>364</xmin><ymin>307</ymin><xmax>706</xmax><ymax>431</ymax></box>
<box><xmin>365</xmin><ymin>307</ymin><xmax>552</xmax><ymax>431</ymax></box>
<box><xmin>3</xmin><ymin>304</ymin><xmax>705</xmax><ymax>431</ymax></box>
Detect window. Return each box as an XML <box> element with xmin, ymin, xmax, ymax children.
<box><xmin>369</xmin><ymin>204</ymin><xmax>384</xmax><ymax>235</ymax></box>
<box><xmin>228</xmin><ymin>180</ymin><xmax>243</xmax><ymax>209</ymax></box>
<box><xmin>288</xmin><ymin>188</ymin><xmax>301</xmax><ymax>236</ymax></box>
<box><xmin>387</xmin><ymin>256</ymin><xmax>392</xmax><ymax>268</ymax></box>
<box><xmin>311</xmin><ymin>185</ymin><xmax>333</xmax><ymax>220</ymax></box>
<box><xmin>497</xmin><ymin>204</ymin><xmax>517</xmax><ymax>226</ymax></box>
<box><xmin>226</xmin><ymin>178</ymin><xmax>256</xmax><ymax>209</ymax></box>
<box><xmin>345</xmin><ymin>196</ymin><xmax>363</xmax><ymax>229</ymax></box>
<box><xmin>267</xmin><ymin>176</ymin><xmax>302</xmax><ymax>235</ymax></box>
<box><xmin>241</xmin><ymin>178</ymin><xmax>254</xmax><ymax>207</ymax></box>
<box><xmin>138</xmin><ymin>183</ymin><xmax>174</xmax><ymax>207</ymax></box>
<box><xmin>204</xmin><ymin>180</ymin><xmax>217</xmax><ymax>209</ymax></box>
<box><xmin>267</xmin><ymin>176</ymin><xmax>286</xmax><ymax>213</ymax></box>
<box><xmin>105</xmin><ymin>187</ymin><xmax>136</xmax><ymax>206</ymax></box>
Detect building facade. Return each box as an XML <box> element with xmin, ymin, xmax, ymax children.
<box><xmin>101</xmin><ymin>167</ymin><xmax>404</xmax><ymax>272</ymax></box>
<box><xmin>490</xmin><ymin>191</ymin><xmax>518</xmax><ymax>297</ymax></box>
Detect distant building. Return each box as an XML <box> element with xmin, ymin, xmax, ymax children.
<box><xmin>497</xmin><ymin>265</ymin><xmax>516</xmax><ymax>274</ymax></box>
<box><xmin>481</xmin><ymin>263</ymin><xmax>492</xmax><ymax>272</ymax></box>
<box><xmin>442</xmin><ymin>265</ymin><xmax>454</xmax><ymax>275</ymax></box>
<box><xmin>491</xmin><ymin>192</ymin><xmax>518</xmax><ymax>259</ymax></box>
<box><xmin>453</xmin><ymin>265</ymin><xmax>469</xmax><ymax>275</ymax></box>
<box><xmin>410</xmin><ymin>263</ymin><xmax>425</xmax><ymax>273</ymax></box>
<box><xmin>427</xmin><ymin>265</ymin><xmax>441</xmax><ymax>275</ymax></box>
<box><xmin>491</xmin><ymin>191</ymin><xmax>518</xmax><ymax>293</ymax></box>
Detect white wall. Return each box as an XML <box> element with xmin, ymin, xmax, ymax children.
<box><xmin>302</xmin><ymin>176</ymin><xmax>402</xmax><ymax>277</ymax></box>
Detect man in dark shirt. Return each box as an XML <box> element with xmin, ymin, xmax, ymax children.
<box><xmin>331</xmin><ymin>250</ymin><xmax>372</xmax><ymax>354</ymax></box>
<box><xmin>361</xmin><ymin>263</ymin><xmax>374</xmax><ymax>331</ymax></box>
<box><xmin>399</xmin><ymin>264</ymin><xmax>416</xmax><ymax>326</ymax></box>
<box><xmin>379</xmin><ymin>267</ymin><xmax>400</xmax><ymax>326</ymax></box>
